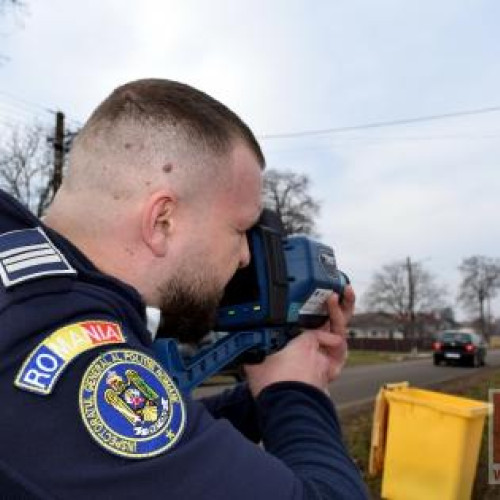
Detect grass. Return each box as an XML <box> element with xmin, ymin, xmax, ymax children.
<box><xmin>340</xmin><ymin>368</ymin><xmax>500</xmax><ymax>499</ymax></box>
<box><xmin>346</xmin><ymin>350</ymin><xmax>407</xmax><ymax>367</ymax></box>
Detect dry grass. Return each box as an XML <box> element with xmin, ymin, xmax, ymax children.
<box><xmin>346</xmin><ymin>350</ymin><xmax>401</xmax><ymax>367</ymax></box>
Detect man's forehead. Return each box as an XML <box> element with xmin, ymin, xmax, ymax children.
<box><xmin>230</xmin><ymin>182</ymin><xmax>262</xmax><ymax>228</ymax></box>
<box><xmin>227</xmin><ymin>144</ymin><xmax>262</xmax><ymax>205</ymax></box>
<box><xmin>211</xmin><ymin>174</ymin><xmax>260</xmax><ymax>221</ymax></box>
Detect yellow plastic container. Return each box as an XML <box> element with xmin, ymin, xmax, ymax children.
<box><xmin>381</xmin><ymin>387</ymin><xmax>490</xmax><ymax>500</ymax></box>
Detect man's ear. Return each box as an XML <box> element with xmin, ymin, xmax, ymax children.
<box><xmin>141</xmin><ymin>191</ymin><xmax>176</xmax><ymax>257</ymax></box>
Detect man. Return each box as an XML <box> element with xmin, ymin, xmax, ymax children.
<box><xmin>0</xmin><ymin>79</ymin><xmax>368</xmax><ymax>499</ymax></box>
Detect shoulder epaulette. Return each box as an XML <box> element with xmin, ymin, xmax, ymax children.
<box><xmin>0</xmin><ymin>227</ymin><xmax>77</xmax><ymax>288</ymax></box>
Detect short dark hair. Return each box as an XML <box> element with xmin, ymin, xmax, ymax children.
<box><xmin>83</xmin><ymin>78</ymin><xmax>265</xmax><ymax>167</ymax></box>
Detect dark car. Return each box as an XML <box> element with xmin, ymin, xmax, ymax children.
<box><xmin>432</xmin><ymin>330</ymin><xmax>487</xmax><ymax>367</ymax></box>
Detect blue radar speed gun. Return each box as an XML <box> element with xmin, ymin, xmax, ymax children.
<box><xmin>153</xmin><ymin>209</ymin><xmax>349</xmax><ymax>394</ymax></box>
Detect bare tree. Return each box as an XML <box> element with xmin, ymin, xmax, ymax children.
<box><xmin>458</xmin><ymin>256</ymin><xmax>500</xmax><ymax>336</ymax></box>
<box><xmin>0</xmin><ymin>124</ymin><xmax>54</xmax><ymax>216</ymax></box>
<box><xmin>0</xmin><ymin>0</ymin><xmax>23</xmax><ymax>14</ymax></box>
<box><xmin>364</xmin><ymin>259</ymin><xmax>447</xmax><ymax>339</ymax></box>
<box><xmin>262</xmin><ymin>168</ymin><xmax>320</xmax><ymax>236</ymax></box>
<box><xmin>0</xmin><ymin>0</ymin><xmax>27</xmax><ymax>64</ymax></box>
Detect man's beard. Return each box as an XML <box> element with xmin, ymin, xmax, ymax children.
<box><xmin>156</xmin><ymin>273</ymin><xmax>224</xmax><ymax>345</ymax></box>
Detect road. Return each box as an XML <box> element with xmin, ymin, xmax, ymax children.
<box><xmin>194</xmin><ymin>349</ymin><xmax>500</xmax><ymax>408</ymax></box>
<box><xmin>330</xmin><ymin>348</ymin><xmax>500</xmax><ymax>410</ymax></box>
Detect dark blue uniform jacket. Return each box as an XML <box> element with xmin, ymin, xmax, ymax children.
<box><xmin>0</xmin><ymin>190</ymin><xmax>368</xmax><ymax>499</ymax></box>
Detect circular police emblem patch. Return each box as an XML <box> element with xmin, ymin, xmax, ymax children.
<box><xmin>79</xmin><ymin>349</ymin><xmax>186</xmax><ymax>459</ymax></box>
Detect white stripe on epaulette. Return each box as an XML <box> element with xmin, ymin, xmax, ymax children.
<box><xmin>6</xmin><ymin>255</ymin><xmax>63</xmax><ymax>272</ymax></box>
<box><xmin>3</xmin><ymin>247</ymin><xmax>55</xmax><ymax>265</ymax></box>
<box><xmin>0</xmin><ymin>227</ymin><xmax>77</xmax><ymax>288</ymax></box>
<box><xmin>0</xmin><ymin>242</ymin><xmax>51</xmax><ymax>259</ymax></box>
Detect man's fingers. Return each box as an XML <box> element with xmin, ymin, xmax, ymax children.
<box><xmin>316</xmin><ymin>330</ymin><xmax>347</xmax><ymax>360</ymax></box>
<box><xmin>324</xmin><ymin>285</ymin><xmax>356</xmax><ymax>334</ymax></box>
<box><xmin>326</xmin><ymin>293</ymin><xmax>346</xmax><ymax>335</ymax></box>
<box><xmin>315</xmin><ymin>330</ymin><xmax>348</xmax><ymax>380</ymax></box>
<box><xmin>340</xmin><ymin>285</ymin><xmax>355</xmax><ymax>321</ymax></box>
<box><xmin>316</xmin><ymin>329</ymin><xmax>345</xmax><ymax>348</ymax></box>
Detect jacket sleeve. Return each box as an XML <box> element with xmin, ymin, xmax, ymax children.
<box><xmin>256</xmin><ymin>382</ymin><xmax>369</xmax><ymax>500</ymax></box>
<box><xmin>198</xmin><ymin>380</ymin><xmax>368</xmax><ymax>499</ymax></box>
<box><xmin>198</xmin><ymin>383</ymin><xmax>261</xmax><ymax>442</ymax></box>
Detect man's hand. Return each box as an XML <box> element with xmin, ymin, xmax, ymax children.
<box><xmin>245</xmin><ymin>285</ymin><xmax>355</xmax><ymax>397</ymax></box>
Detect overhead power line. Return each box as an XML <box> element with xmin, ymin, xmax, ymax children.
<box><xmin>259</xmin><ymin>105</ymin><xmax>500</xmax><ymax>140</ymax></box>
<box><xmin>0</xmin><ymin>89</ymin><xmax>55</xmax><ymax>114</ymax></box>
<box><xmin>0</xmin><ymin>99</ymin><xmax>52</xmax><ymax>119</ymax></box>
<box><xmin>0</xmin><ymin>90</ymin><xmax>83</xmax><ymax>128</ymax></box>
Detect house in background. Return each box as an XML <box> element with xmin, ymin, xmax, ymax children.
<box><xmin>348</xmin><ymin>308</ymin><xmax>458</xmax><ymax>341</ymax></box>
<box><xmin>348</xmin><ymin>312</ymin><xmax>404</xmax><ymax>340</ymax></box>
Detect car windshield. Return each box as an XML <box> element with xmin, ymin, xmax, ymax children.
<box><xmin>440</xmin><ymin>332</ymin><xmax>471</xmax><ymax>343</ymax></box>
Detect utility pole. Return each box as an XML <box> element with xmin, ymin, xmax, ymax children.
<box><xmin>486</xmin><ymin>295</ymin><xmax>491</xmax><ymax>337</ymax></box>
<box><xmin>52</xmin><ymin>111</ymin><xmax>65</xmax><ymax>196</ymax></box>
<box><xmin>406</xmin><ymin>256</ymin><xmax>416</xmax><ymax>345</ymax></box>
<box><xmin>46</xmin><ymin>111</ymin><xmax>78</xmax><ymax>210</ymax></box>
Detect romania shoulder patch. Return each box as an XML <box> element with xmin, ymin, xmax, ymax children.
<box><xmin>79</xmin><ymin>349</ymin><xmax>186</xmax><ymax>459</ymax></box>
<box><xmin>15</xmin><ymin>320</ymin><xmax>126</xmax><ymax>395</ymax></box>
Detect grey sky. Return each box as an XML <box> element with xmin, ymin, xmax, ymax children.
<box><xmin>1</xmin><ymin>0</ymin><xmax>499</xmax><ymax>319</ymax></box>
